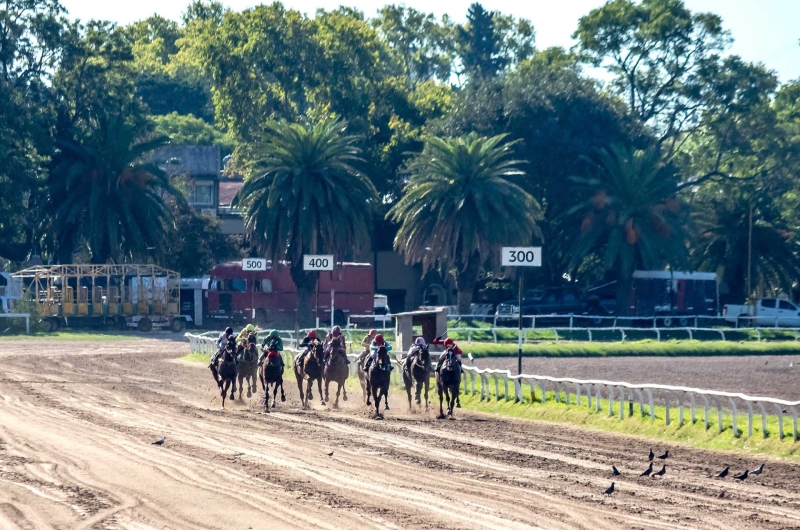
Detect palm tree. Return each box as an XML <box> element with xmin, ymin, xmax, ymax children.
<box><xmin>388</xmin><ymin>133</ymin><xmax>542</xmax><ymax>314</ymax></box>
<box><xmin>233</xmin><ymin>118</ymin><xmax>379</xmax><ymax>326</ymax></box>
<box><xmin>693</xmin><ymin>189</ymin><xmax>800</xmax><ymax>303</ymax></box>
<box><xmin>569</xmin><ymin>144</ymin><xmax>689</xmax><ymax>315</ymax></box>
<box><xmin>47</xmin><ymin>114</ymin><xmax>184</xmax><ymax>263</ymax></box>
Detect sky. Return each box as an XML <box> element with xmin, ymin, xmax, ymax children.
<box><xmin>60</xmin><ymin>0</ymin><xmax>800</xmax><ymax>82</ymax></box>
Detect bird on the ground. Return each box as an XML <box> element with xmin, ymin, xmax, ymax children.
<box><xmin>716</xmin><ymin>466</ymin><xmax>729</xmax><ymax>478</ymax></box>
<box><xmin>648</xmin><ymin>448</ymin><xmax>654</xmax><ymax>461</ymax></box>
<box><xmin>751</xmin><ymin>463</ymin><xmax>764</xmax><ymax>475</ymax></box>
<box><xmin>152</xmin><ymin>437</ymin><xmax>165</xmax><ymax>446</ymax></box>
<box><xmin>657</xmin><ymin>450</ymin><xmax>669</xmax><ymax>460</ymax></box>
<box><xmin>327</xmin><ymin>451</ymin><xmax>334</xmax><ymax>457</ymax></box>
<box><xmin>734</xmin><ymin>470</ymin><xmax>749</xmax><ymax>481</ymax></box>
<box><xmin>718</xmin><ymin>490</ymin><xmax>725</xmax><ymax>498</ymax></box>
<box><xmin>603</xmin><ymin>482</ymin><xmax>615</xmax><ymax>495</ymax></box>
<box><xmin>612</xmin><ymin>465</ymin><xmax>621</xmax><ymax>476</ymax></box>
<box><xmin>653</xmin><ymin>465</ymin><xmax>666</xmax><ymax>477</ymax></box>
<box><xmin>641</xmin><ymin>463</ymin><xmax>653</xmax><ymax>476</ymax></box>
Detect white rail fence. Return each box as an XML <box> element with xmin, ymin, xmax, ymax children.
<box><xmin>0</xmin><ymin>313</ymin><xmax>30</xmax><ymax>334</ymax></box>
<box><xmin>347</xmin><ymin>313</ymin><xmax>800</xmax><ymax>343</ymax></box>
<box><xmin>186</xmin><ymin>332</ymin><xmax>800</xmax><ymax>442</ymax></box>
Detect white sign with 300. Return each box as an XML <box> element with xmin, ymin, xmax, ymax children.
<box><xmin>501</xmin><ymin>247</ymin><xmax>542</xmax><ymax>267</ymax></box>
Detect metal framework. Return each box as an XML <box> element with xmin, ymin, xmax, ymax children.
<box><xmin>13</xmin><ymin>264</ymin><xmax>180</xmax><ymax>320</ymax></box>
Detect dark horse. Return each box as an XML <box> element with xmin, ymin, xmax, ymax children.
<box><xmin>323</xmin><ymin>342</ymin><xmax>349</xmax><ymax>408</ymax></box>
<box><xmin>436</xmin><ymin>348</ymin><xmax>461</xmax><ymax>419</ymax></box>
<box><xmin>365</xmin><ymin>345</ymin><xmax>391</xmax><ymax>419</ymax></box>
<box><xmin>403</xmin><ymin>346</ymin><xmax>431</xmax><ymax>411</ymax></box>
<box><xmin>236</xmin><ymin>337</ymin><xmax>259</xmax><ymax>400</ymax></box>
<box><xmin>294</xmin><ymin>340</ymin><xmax>325</xmax><ymax>409</ymax></box>
<box><xmin>209</xmin><ymin>341</ymin><xmax>238</xmax><ymax>408</ymax></box>
<box><xmin>259</xmin><ymin>347</ymin><xmax>286</xmax><ymax>413</ymax></box>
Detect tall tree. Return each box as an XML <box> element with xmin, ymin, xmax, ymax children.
<box><xmin>574</xmin><ymin>0</ymin><xmax>729</xmax><ymax>154</ymax></box>
<box><xmin>46</xmin><ymin>115</ymin><xmax>184</xmax><ymax>263</ymax></box>
<box><xmin>0</xmin><ymin>0</ymin><xmax>66</xmax><ymax>261</ymax></box>
<box><xmin>233</xmin><ymin>118</ymin><xmax>378</xmax><ymax>326</ymax></box>
<box><xmin>388</xmin><ymin>133</ymin><xmax>542</xmax><ymax>314</ymax></box>
<box><xmin>569</xmin><ymin>144</ymin><xmax>689</xmax><ymax>314</ymax></box>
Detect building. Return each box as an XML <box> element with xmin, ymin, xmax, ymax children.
<box><xmin>151</xmin><ymin>145</ymin><xmax>222</xmax><ymax>216</ymax></box>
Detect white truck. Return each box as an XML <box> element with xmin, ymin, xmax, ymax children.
<box><xmin>723</xmin><ymin>298</ymin><xmax>800</xmax><ymax>327</ymax></box>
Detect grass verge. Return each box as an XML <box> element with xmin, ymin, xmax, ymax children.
<box><xmin>462</xmin><ymin>339</ymin><xmax>800</xmax><ymax>358</ymax></box>
<box><xmin>0</xmin><ymin>331</ymin><xmax>138</xmax><ymax>342</ymax></box>
<box><xmin>459</xmin><ymin>380</ymin><xmax>800</xmax><ymax>458</ymax></box>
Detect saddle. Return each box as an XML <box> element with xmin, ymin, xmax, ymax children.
<box><xmin>267</xmin><ymin>355</ymin><xmax>282</xmax><ymax>368</ymax></box>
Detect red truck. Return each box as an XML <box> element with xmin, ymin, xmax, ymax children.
<box><xmin>206</xmin><ymin>261</ymin><xmax>374</xmax><ymax>327</ymax></box>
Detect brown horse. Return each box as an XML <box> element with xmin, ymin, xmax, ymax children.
<box><xmin>403</xmin><ymin>346</ymin><xmax>431</xmax><ymax>411</ymax></box>
<box><xmin>259</xmin><ymin>349</ymin><xmax>286</xmax><ymax>413</ymax></box>
<box><xmin>294</xmin><ymin>340</ymin><xmax>325</xmax><ymax>409</ymax></box>
<box><xmin>323</xmin><ymin>342</ymin><xmax>349</xmax><ymax>408</ymax></box>
<box><xmin>436</xmin><ymin>348</ymin><xmax>461</xmax><ymax>419</ymax></box>
<box><xmin>236</xmin><ymin>339</ymin><xmax>259</xmax><ymax>400</ymax></box>
<box><xmin>365</xmin><ymin>346</ymin><xmax>391</xmax><ymax>419</ymax></box>
<box><xmin>209</xmin><ymin>342</ymin><xmax>238</xmax><ymax>408</ymax></box>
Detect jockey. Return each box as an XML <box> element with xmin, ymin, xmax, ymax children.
<box><xmin>432</xmin><ymin>337</ymin><xmax>462</xmax><ymax>374</ymax></box>
<box><xmin>324</xmin><ymin>326</ymin><xmax>349</xmax><ymax>365</ymax></box>
<box><xmin>364</xmin><ymin>333</ymin><xmax>393</xmax><ymax>372</ymax></box>
<box><xmin>356</xmin><ymin>329</ymin><xmax>377</xmax><ymax>365</ymax></box>
<box><xmin>294</xmin><ymin>329</ymin><xmax>319</xmax><ymax>366</ymax></box>
<box><xmin>210</xmin><ymin>327</ymin><xmax>235</xmax><ymax>366</ymax></box>
<box><xmin>236</xmin><ymin>323</ymin><xmax>257</xmax><ymax>347</ymax></box>
<box><xmin>404</xmin><ymin>336</ymin><xmax>427</xmax><ymax>371</ymax></box>
<box><xmin>258</xmin><ymin>330</ymin><xmax>284</xmax><ymax>367</ymax></box>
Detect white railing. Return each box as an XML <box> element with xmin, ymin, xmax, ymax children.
<box><xmin>459</xmin><ymin>354</ymin><xmax>800</xmax><ymax>442</ymax></box>
<box><xmin>185</xmin><ymin>330</ymin><xmax>799</xmax><ymax>441</ymax></box>
<box><xmin>0</xmin><ymin>313</ymin><xmax>30</xmax><ymax>334</ymax></box>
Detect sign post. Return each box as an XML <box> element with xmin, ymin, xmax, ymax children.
<box><xmin>501</xmin><ymin>247</ymin><xmax>542</xmax><ymax>375</ymax></box>
<box><xmin>242</xmin><ymin>258</ymin><xmax>268</xmax><ymax>321</ymax></box>
<box><xmin>303</xmin><ymin>255</ymin><xmax>334</xmax><ymax>329</ymax></box>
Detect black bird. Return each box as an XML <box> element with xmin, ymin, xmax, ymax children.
<box><xmin>716</xmin><ymin>466</ymin><xmax>729</xmax><ymax>478</ymax></box>
<box><xmin>653</xmin><ymin>465</ymin><xmax>666</xmax><ymax>477</ymax></box>
<box><xmin>327</xmin><ymin>451</ymin><xmax>334</xmax><ymax>457</ymax></box>
<box><xmin>734</xmin><ymin>469</ymin><xmax>749</xmax><ymax>481</ymax></box>
<box><xmin>612</xmin><ymin>465</ymin><xmax>621</xmax><ymax>476</ymax></box>
<box><xmin>640</xmin><ymin>463</ymin><xmax>653</xmax><ymax>476</ymax></box>
<box><xmin>657</xmin><ymin>450</ymin><xmax>669</xmax><ymax>460</ymax></box>
<box><xmin>751</xmin><ymin>463</ymin><xmax>764</xmax><ymax>475</ymax></box>
<box><xmin>648</xmin><ymin>448</ymin><xmax>654</xmax><ymax>461</ymax></box>
<box><xmin>603</xmin><ymin>482</ymin><xmax>615</xmax><ymax>495</ymax></box>
<box><xmin>152</xmin><ymin>437</ymin><xmax>165</xmax><ymax>446</ymax></box>
<box><xmin>718</xmin><ymin>490</ymin><xmax>725</xmax><ymax>498</ymax></box>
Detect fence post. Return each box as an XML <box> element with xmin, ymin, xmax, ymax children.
<box><xmin>714</xmin><ymin>397</ymin><xmax>723</xmax><ymax>434</ymax></box>
<box><xmin>540</xmin><ymin>380</ymin><xmax>547</xmax><ymax>404</ymax></box>
<box><xmin>757</xmin><ymin>402</ymin><xmax>767</xmax><ymax>439</ymax></box>
<box><xmin>678</xmin><ymin>392</ymin><xmax>684</xmax><ymax>426</ymax></box>
<box><xmin>618</xmin><ymin>386</ymin><xmax>624</xmax><ymax>419</ymax></box>
<box><xmin>608</xmin><ymin>386</ymin><xmax>614</xmax><ymax>417</ymax></box>
<box><xmin>689</xmin><ymin>393</ymin><xmax>696</xmax><ymax>424</ymax></box>
<box><xmin>644</xmin><ymin>388</ymin><xmax>654</xmax><ymax>421</ymax></box>
<box><xmin>729</xmin><ymin>398</ymin><xmax>739</xmax><ymax>437</ymax></box>
<box><xmin>576</xmin><ymin>383</ymin><xmax>581</xmax><ymax>407</ymax></box>
<box><xmin>663</xmin><ymin>391</ymin><xmax>671</xmax><ymax>426</ymax></box>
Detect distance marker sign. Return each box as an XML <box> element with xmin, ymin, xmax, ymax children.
<box><xmin>303</xmin><ymin>255</ymin><xmax>334</xmax><ymax>271</ymax></box>
<box><xmin>501</xmin><ymin>247</ymin><xmax>542</xmax><ymax>267</ymax></box>
<box><xmin>242</xmin><ymin>258</ymin><xmax>267</xmax><ymax>271</ymax></box>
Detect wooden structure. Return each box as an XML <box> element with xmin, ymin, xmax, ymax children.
<box><xmin>393</xmin><ymin>308</ymin><xmax>448</xmax><ymax>352</ymax></box>
<box><xmin>13</xmin><ymin>264</ymin><xmax>181</xmax><ymax>332</ymax></box>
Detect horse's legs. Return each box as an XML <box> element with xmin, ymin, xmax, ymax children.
<box><xmin>279</xmin><ymin>379</ymin><xmax>286</xmax><ymax>402</ymax></box>
<box><xmin>414</xmin><ymin>378</ymin><xmax>422</xmax><ymax>405</ymax></box>
<box><xmin>424</xmin><ymin>378</ymin><xmax>429</xmax><ymax>411</ymax></box>
<box><xmin>405</xmin><ymin>379</ymin><xmax>413</xmax><ymax>410</ymax></box>
<box><xmin>237</xmin><ymin>373</ymin><xmax>244</xmax><ymax>399</ymax></box>
<box><xmin>342</xmin><ymin>379</ymin><xmax>348</xmax><ymax>402</ymax></box>
<box><xmin>221</xmin><ymin>381</ymin><xmax>229</xmax><ymax>408</ymax></box>
<box><xmin>295</xmin><ymin>373</ymin><xmax>306</xmax><ymax>408</ymax></box>
<box><xmin>272</xmin><ymin>382</ymin><xmax>278</xmax><ymax>407</ymax></box>
<box><xmin>263</xmin><ymin>381</ymin><xmax>270</xmax><ymax>413</ymax></box>
<box><xmin>324</xmin><ymin>376</ymin><xmax>331</xmax><ymax>404</ymax></box>
<box><xmin>437</xmin><ymin>385</ymin><xmax>446</xmax><ymax>419</ymax></box>
<box><xmin>365</xmin><ymin>376</ymin><xmax>372</xmax><ymax>406</ymax></box>
<box><xmin>251</xmin><ymin>372</ymin><xmax>257</xmax><ymax>393</ymax></box>
<box><xmin>384</xmin><ymin>383</ymin><xmax>390</xmax><ymax>411</ymax></box>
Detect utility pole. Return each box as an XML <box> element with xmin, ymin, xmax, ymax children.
<box><xmin>747</xmin><ymin>203</ymin><xmax>753</xmax><ymax>299</ymax></box>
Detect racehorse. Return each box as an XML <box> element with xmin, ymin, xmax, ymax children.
<box><xmin>365</xmin><ymin>345</ymin><xmax>391</xmax><ymax>419</ymax></box>
<box><xmin>403</xmin><ymin>346</ymin><xmax>431</xmax><ymax>411</ymax></box>
<box><xmin>236</xmin><ymin>337</ymin><xmax>259</xmax><ymax>400</ymax></box>
<box><xmin>436</xmin><ymin>348</ymin><xmax>461</xmax><ymax>419</ymax></box>
<box><xmin>294</xmin><ymin>339</ymin><xmax>325</xmax><ymax>409</ymax></box>
<box><xmin>259</xmin><ymin>346</ymin><xmax>286</xmax><ymax>413</ymax></box>
<box><xmin>323</xmin><ymin>341</ymin><xmax>349</xmax><ymax>408</ymax></box>
<box><xmin>210</xmin><ymin>341</ymin><xmax>238</xmax><ymax>408</ymax></box>
<box><xmin>356</xmin><ymin>351</ymin><xmax>369</xmax><ymax>402</ymax></box>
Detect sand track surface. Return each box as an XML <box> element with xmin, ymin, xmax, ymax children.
<box><xmin>0</xmin><ymin>338</ymin><xmax>798</xmax><ymax>529</ymax></box>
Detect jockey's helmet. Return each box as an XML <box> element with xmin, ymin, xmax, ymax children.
<box><xmin>331</xmin><ymin>326</ymin><xmax>341</xmax><ymax>336</ymax></box>
<box><xmin>375</xmin><ymin>334</ymin><xmax>384</xmax><ymax>345</ymax></box>
<box><xmin>415</xmin><ymin>337</ymin><xmax>427</xmax><ymax>347</ymax></box>
<box><xmin>308</xmin><ymin>329</ymin><xmax>318</xmax><ymax>339</ymax></box>
<box><xmin>246</xmin><ymin>324</ymin><xmax>255</xmax><ymax>332</ymax></box>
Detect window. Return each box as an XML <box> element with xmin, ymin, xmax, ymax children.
<box><xmin>761</xmin><ymin>299</ymin><xmax>776</xmax><ymax>309</ymax></box>
<box><xmin>190</xmin><ymin>182</ymin><xmax>214</xmax><ymax>205</ymax></box>
<box><xmin>215</xmin><ymin>279</ymin><xmax>247</xmax><ymax>292</ymax></box>
<box><xmin>253</xmin><ymin>279</ymin><xmax>273</xmax><ymax>293</ymax></box>
<box><xmin>779</xmin><ymin>300</ymin><xmax>797</xmax><ymax>311</ymax></box>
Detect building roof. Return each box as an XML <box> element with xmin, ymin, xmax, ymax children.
<box><xmin>219</xmin><ymin>180</ymin><xmax>244</xmax><ymax>206</ymax></box>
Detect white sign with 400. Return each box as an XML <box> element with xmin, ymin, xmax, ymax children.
<box><xmin>303</xmin><ymin>255</ymin><xmax>334</xmax><ymax>271</ymax></box>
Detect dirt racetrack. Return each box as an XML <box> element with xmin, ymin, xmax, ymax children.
<box><xmin>1</xmin><ymin>338</ymin><xmax>800</xmax><ymax>529</ymax></box>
